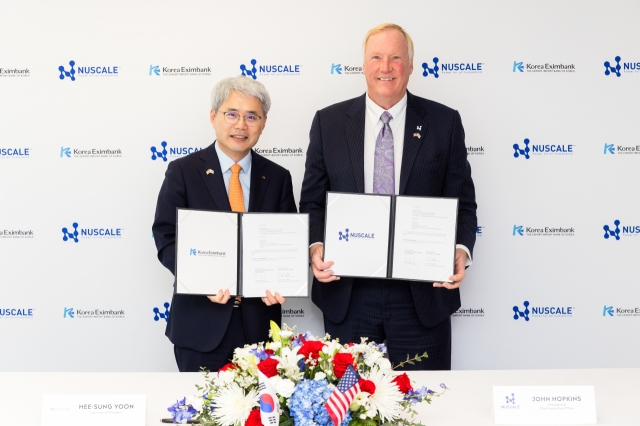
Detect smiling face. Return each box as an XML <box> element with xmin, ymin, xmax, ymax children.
<box><xmin>363</xmin><ymin>28</ymin><xmax>413</xmax><ymax>110</ymax></box>
<box><xmin>210</xmin><ymin>90</ymin><xmax>267</xmax><ymax>163</ymax></box>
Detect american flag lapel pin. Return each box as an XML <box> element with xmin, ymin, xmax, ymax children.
<box><xmin>206</xmin><ymin>169</ymin><xmax>214</xmax><ymax>175</ymax></box>
<box><xmin>413</xmin><ymin>133</ymin><xmax>421</xmax><ymax>138</ymax></box>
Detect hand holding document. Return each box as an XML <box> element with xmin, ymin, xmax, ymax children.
<box><xmin>323</xmin><ymin>192</ymin><xmax>458</xmax><ymax>283</ymax></box>
<box><xmin>175</xmin><ymin>209</ymin><xmax>309</xmax><ymax>297</ymax></box>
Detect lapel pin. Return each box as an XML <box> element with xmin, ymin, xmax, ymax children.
<box><xmin>206</xmin><ymin>169</ymin><xmax>214</xmax><ymax>175</ymax></box>
<box><xmin>413</xmin><ymin>133</ymin><xmax>421</xmax><ymax>138</ymax></box>
<box><xmin>262</xmin><ymin>176</ymin><xmax>266</xmax><ymax>179</ymax></box>
<box><xmin>417</xmin><ymin>125</ymin><xmax>422</xmax><ymax>131</ymax></box>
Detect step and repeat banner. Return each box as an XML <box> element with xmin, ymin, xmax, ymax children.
<box><xmin>1</xmin><ymin>0</ymin><xmax>639</xmax><ymax>371</ymax></box>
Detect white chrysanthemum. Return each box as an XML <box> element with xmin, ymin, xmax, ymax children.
<box><xmin>314</xmin><ymin>372</ymin><xmax>326</xmax><ymax>381</ymax></box>
<box><xmin>364</xmin><ymin>351</ymin><xmax>383</xmax><ymax>367</ymax></box>
<box><xmin>361</xmin><ymin>367</ymin><xmax>404</xmax><ymax>422</ymax></box>
<box><xmin>275</xmin><ymin>378</ymin><xmax>296</xmax><ymax>398</ymax></box>
<box><xmin>214</xmin><ymin>369</ymin><xmax>236</xmax><ymax>386</ymax></box>
<box><xmin>375</xmin><ymin>357</ymin><xmax>392</xmax><ymax>373</ymax></box>
<box><xmin>211</xmin><ymin>382</ymin><xmax>258</xmax><ymax>426</ymax></box>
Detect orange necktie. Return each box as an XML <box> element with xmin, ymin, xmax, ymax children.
<box><xmin>229</xmin><ymin>164</ymin><xmax>245</xmax><ymax>212</ymax></box>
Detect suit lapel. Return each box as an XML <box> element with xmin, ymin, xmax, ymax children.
<box><xmin>248</xmin><ymin>151</ymin><xmax>269</xmax><ymax>212</ymax></box>
<box><xmin>345</xmin><ymin>95</ymin><xmax>366</xmax><ymax>193</ymax></box>
<box><xmin>399</xmin><ymin>92</ymin><xmax>429</xmax><ymax>194</ymax></box>
<box><xmin>198</xmin><ymin>143</ymin><xmax>231</xmax><ymax>211</ymax></box>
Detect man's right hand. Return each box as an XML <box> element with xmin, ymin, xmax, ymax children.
<box><xmin>207</xmin><ymin>289</ymin><xmax>231</xmax><ymax>304</ymax></box>
<box><xmin>310</xmin><ymin>244</ymin><xmax>340</xmax><ymax>283</ymax></box>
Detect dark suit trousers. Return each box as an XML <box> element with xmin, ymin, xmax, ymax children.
<box><xmin>173</xmin><ymin>307</ymin><xmax>247</xmax><ymax>372</ymax></box>
<box><xmin>323</xmin><ymin>280</ymin><xmax>451</xmax><ymax>370</ymax></box>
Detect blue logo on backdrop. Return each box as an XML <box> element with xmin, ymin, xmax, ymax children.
<box><xmin>604</xmin><ymin>143</ymin><xmax>615</xmax><ymax>154</ymax></box>
<box><xmin>421</xmin><ymin>58</ymin><xmax>439</xmax><ymax>78</ymax></box>
<box><xmin>331</xmin><ymin>63</ymin><xmax>342</xmax><ymax>74</ymax></box>
<box><xmin>153</xmin><ymin>302</ymin><xmax>171</xmax><ymax>322</ymax></box>
<box><xmin>513</xmin><ymin>139</ymin><xmax>530</xmax><ymax>159</ymax></box>
<box><xmin>149</xmin><ymin>65</ymin><xmax>160</xmax><ymax>76</ymax></box>
<box><xmin>513</xmin><ymin>138</ymin><xmax>573</xmax><ymax>158</ymax></box>
<box><xmin>190</xmin><ymin>248</ymin><xmax>197</xmax><ymax>256</ymax></box>
<box><xmin>150</xmin><ymin>141</ymin><xmax>202</xmax><ymax>161</ymax></box>
<box><xmin>512</xmin><ymin>300</ymin><xmax>573</xmax><ymax>320</ymax></box>
<box><xmin>513</xmin><ymin>301</ymin><xmax>530</xmax><ymax>321</ymax></box>
<box><xmin>240</xmin><ymin>59</ymin><xmax>301</xmax><ymax>78</ymax></box>
<box><xmin>602</xmin><ymin>220</ymin><xmax>640</xmax><ymax>239</ymax></box>
<box><xmin>64</xmin><ymin>307</ymin><xmax>74</xmax><ymax>318</ymax></box>
<box><xmin>604</xmin><ymin>56</ymin><xmax>622</xmax><ymax>77</ymax></box>
<box><xmin>512</xmin><ymin>224</ymin><xmax>574</xmax><ymax>237</ymax></box>
<box><xmin>58</xmin><ymin>60</ymin><xmax>118</xmax><ymax>80</ymax></box>
<box><xmin>60</xmin><ymin>147</ymin><xmax>71</xmax><ymax>158</ymax></box>
<box><xmin>61</xmin><ymin>222</ymin><xmax>122</xmax><ymax>242</ymax></box>
<box><xmin>0</xmin><ymin>148</ymin><xmax>30</xmax><ymax>158</ymax></box>
<box><xmin>0</xmin><ymin>308</ymin><xmax>34</xmax><ymax>318</ymax></box>
<box><xmin>513</xmin><ymin>225</ymin><xmax>524</xmax><ymax>236</ymax></box>
<box><xmin>476</xmin><ymin>226</ymin><xmax>484</xmax><ymax>236</ymax></box>
<box><xmin>603</xmin><ymin>305</ymin><xmax>614</xmax><ymax>316</ymax></box>
<box><xmin>513</xmin><ymin>61</ymin><xmax>524</xmax><ymax>72</ymax></box>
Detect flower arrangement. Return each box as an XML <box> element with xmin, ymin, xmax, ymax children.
<box><xmin>169</xmin><ymin>322</ymin><xmax>445</xmax><ymax>426</ymax></box>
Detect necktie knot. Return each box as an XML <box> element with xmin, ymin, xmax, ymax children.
<box><xmin>380</xmin><ymin>111</ymin><xmax>392</xmax><ymax>124</ymax></box>
<box><xmin>230</xmin><ymin>164</ymin><xmax>242</xmax><ymax>175</ymax></box>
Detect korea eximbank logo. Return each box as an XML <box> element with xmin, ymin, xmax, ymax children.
<box><xmin>58</xmin><ymin>60</ymin><xmax>118</xmax><ymax>81</ymax></box>
<box><xmin>330</xmin><ymin>63</ymin><xmax>362</xmax><ymax>75</ymax></box>
<box><xmin>150</xmin><ymin>141</ymin><xmax>202</xmax><ymax>161</ymax></box>
<box><xmin>603</xmin><ymin>306</ymin><xmax>614</xmax><ymax>316</ymax></box>
<box><xmin>149</xmin><ymin>64</ymin><xmax>211</xmax><ymax>77</ymax></box>
<box><xmin>0</xmin><ymin>148</ymin><xmax>30</xmax><ymax>159</ymax></box>
<box><xmin>331</xmin><ymin>63</ymin><xmax>342</xmax><ymax>74</ymax></box>
<box><xmin>61</xmin><ymin>222</ymin><xmax>122</xmax><ymax>242</ymax></box>
<box><xmin>602</xmin><ymin>305</ymin><xmax>640</xmax><ymax>317</ymax></box>
<box><xmin>153</xmin><ymin>302</ymin><xmax>170</xmax><ymax>322</ymax></box>
<box><xmin>254</xmin><ymin>147</ymin><xmax>304</xmax><ymax>157</ymax></box>
<box><xmin>64</xmin><ymin>307</ymin><xmax>125</xmax><ymax>319</ymax></box>
<box><xmin>603</xmin><ymin>142</ymin><xmax>640</xmax><ymax>155</ymax></box>
<box><xmin>604</xmin><ymin>219</ymin><xmax>639</xmax><ymax>240</ymax></box>
<box><xmin>513</xmin><ymin>300</ymin><xmax>573</xmax><ymax>320</ymax></box>
<box><xmin>513</xmin><ymin>60</ymin><xmax>575</xmax><ymax>73</ymax></box>
<box><xmin>512</xmin><ymin>224</ymin><xmax>574</xmax><ymax>237</ymax></box>
<box><xmin>190</xmin><ymin>248</ymin><xmax>225</xmax><ymax>257</ymax></box>
<box><xmin>421</xmin><ymin>57</ymin><xmax>483</xmax><ymax>78</ymax></box>
<box><xmin>240</xmin><ymin>59</ymin><xmax>301</xmax><ymax>79</ymax></box>
<box><xmin>60</xmin><ymin>146</ymin><xmax>122</xmax><ymax>158</ymax></box>
<box><xmin>513</xmin><ymin>138</ymin><xmax>573</xmax><ymax>158</ymax></box>
<box><xmin>63</xmin><ymin>307</ymin><xmax>74</xmax><ymax>318</ymax></box>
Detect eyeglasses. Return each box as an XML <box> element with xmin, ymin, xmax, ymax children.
<box><xmin>220</xmin><ymin>111</ymin><xmax>263</xmax><ymax>127</ymax></box>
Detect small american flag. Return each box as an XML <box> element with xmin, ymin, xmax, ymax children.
<box><xmin>325</xmin><ymin>364</ymin><xmax>361</xmax><ymax>426</ymax></box>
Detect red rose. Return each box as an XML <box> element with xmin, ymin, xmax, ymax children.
<box><xmin>358</xmin><ymin>378</ymin><xmax>376</xmax><ymax>395</ymax></box>
<box><xmin>332</xmin><ymin>353</ymin><xmax>355</xmax><ymax>378</ymax></box>
<box><xmin>298</xmin><ymin>340</ymin><xmax>326</xmax><ymax>360</ymax></box>
<box><xmin>265</xmin><ymin>349</ymin><xmax>275</xmax><ymax>355</ymax></box>
<box><xmin>257</xmin><ymin>357</ymin><xmax>280</xmax><ymax>378</ymax></box>
<box><xmin>245</xmin><ymin>408</ymin><xmax>261</xmax><ymax>426</ymax></box>
<box><xmin>218</xmin><ymin>363</ymin><xmax>235</xmax><ymax>373</ymax></box>
<box><xmin>392</xmin><ymin>373</ymin><xmax>413</xmax><ymax>394</ymax></box>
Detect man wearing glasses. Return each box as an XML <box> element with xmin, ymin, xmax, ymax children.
<box><xmin>153</xmin><ymin>76</ymin><xmax>296</xmax><ymax>372</ymax></box>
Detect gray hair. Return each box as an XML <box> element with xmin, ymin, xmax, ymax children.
<box><xmin>210</xmin><ymin>76</ymin><xmax>271</xmax><ymax>116</ymax></box>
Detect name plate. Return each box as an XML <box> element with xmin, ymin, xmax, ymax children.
<box><xmin>42</xmin><ymin>394</ymin><xmax>146</xmax><ymax>426</ymax></box>
<box><xmin>493</xmin><ymin>386</ymin><xmax>596</xmax><ymax>424</ymax></box>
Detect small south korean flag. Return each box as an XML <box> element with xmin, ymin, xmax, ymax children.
<box><xmin>258</xmin><ymin>371</ymin><xmax>280</xmax><ymax>426</ymax></box>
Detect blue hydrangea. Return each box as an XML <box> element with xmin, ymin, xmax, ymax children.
<box><xmin>288</xmin><ymin>379</ymin><xmax>351</xmax><ymax>426</ymax></box>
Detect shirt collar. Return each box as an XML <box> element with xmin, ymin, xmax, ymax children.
<box><xmin>214</xmin><ymin>141</ymin><xmax>252</xmax><ymax>173</ymax></box>
<box><xmin>365</xmin><ymin>92</ymin><xmax>408</xmax><ymax>126</ymax></box>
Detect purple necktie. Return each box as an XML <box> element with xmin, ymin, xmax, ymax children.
<box><xmin>373</xmin><ymin>111</ymin><xmax>394</xmax><ymax>194</ymax></box>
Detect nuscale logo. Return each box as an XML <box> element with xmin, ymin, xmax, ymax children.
<box><xmin>58</xmin><ymin>60</ymin><xmax>118</xmax><ymax>81</ymax></box>
<box><xmin>604</xmin><ymin>55</ymin><xmax>640</xmax><ymax>77</ymax></box>
<box><xmin>421</xmin><ymin>56</ymin><xmax>483</xmax><ymax>78</ymax></box>
<box><xmin>150</xmin><ymin>141</ymin><xmax>202</xmax><ymax>161</ymax></box>
<box><xmin>338</xmin><ymin>228</ymin><xmax>375</xmax><ymax>242</ymax></box>
<box><xmin>513</xmin><ymin>300</ymin><xmax>573</xmax><ymax>321</ymax></box>
<box><xmin>501</xmin><ymin>393</ymin><xmax>520</xmax><ymax>410</ymax></box>
<box><xmin>476</xmin><ymin>226</ymin><xmax>484</xmax><ymax>236</ymax></box>
<box><xmin>153</xmin><ymin>302</ymin><xmax>171</xmax><ymax>322</ymax></box>
<box><xmin>604</xmin><ymin>219</ymin><xmax>639</xmax><ymax>240</ymax></box>
<box><xmin>513</xmin><ymin>138</ymin><xmax>573</xmax><ymax>159</ymax></box>
<box><xmin>61</xmin><ymin>222</ymin><xmax>122</xmax><ymax>242</ymax></box>
<box><xmin>339</xmin><ymin>228</ymin><xmax>350</xmax><ymax>242</ymax></box>
<box><xmin>240</xmin><ymin>59</ymin><xmax>301</xmax><ymax>79</ymax></box>
<box><xmin>0</xmin><ymin>308</ymin><xmax>34</xmax><ymax>318</ymax></box>
<box><xmin>0</xmin><ymin>148</ymin><xmax>30</xmax><ymax>158</ymax></box>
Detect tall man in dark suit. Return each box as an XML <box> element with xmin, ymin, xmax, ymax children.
<box><xmin>300</xmin><ymin>24</ymin><xmax>477</xmax><ymax>370</ymax></box>
<box><xmin>153</xmin><ymin>76</ymin><xmax>296</xmax><ymax>372</ymax></box>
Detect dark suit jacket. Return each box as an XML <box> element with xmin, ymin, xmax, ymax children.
<box><xmin>152</xmin><ymin>143</ymin><xmax>297</xmax><ymax>352</ymax></box>
<box><xmin>299</xmin><ymin>91</ymin><xmax>477</xmax><ymax>328</ymax></box>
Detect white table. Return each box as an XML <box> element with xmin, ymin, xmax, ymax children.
<box><xmin>0</xmin><ymin>369</ymin><xmax>638</xmax><ymax>425</ymax></box>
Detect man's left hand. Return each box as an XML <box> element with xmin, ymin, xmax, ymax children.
<box><xmin>262</xmin><ymin>290</ymin><xmax>286</xmax><ymax>306</ymax></box>
<box><xmin>433</xmin><ymin>248</ymin><xmax>468</xmax><ymax>290</ymax></box>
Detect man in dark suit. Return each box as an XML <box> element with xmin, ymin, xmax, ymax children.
<box><xmin>299</xmin><ymin>24</ymin><xmax>477</xmax><ymax>370</ymax></box>
<box><xmin>153</xmin><ymin>76</ymin><xmax>296</xmax><ymax>372</ymax></box>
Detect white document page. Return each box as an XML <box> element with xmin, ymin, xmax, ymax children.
<box><xmin>176</xmin><ymin>209</ymin><xmax>238</xmax><ymax>295</ymax></box>
<box><xmin>241</xmin><ymin>214</ymin><xmax>309</xmax><ymax>297</ymax></box>
<box><xmin>391</xmin><ymin>196</ymin><xmax>457</xmax><ymax>282</ymax></box>
<box><xmin>324</xmin><ymin>193</ymin><xmax>391</xmax><ymax>278</ymax></box>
